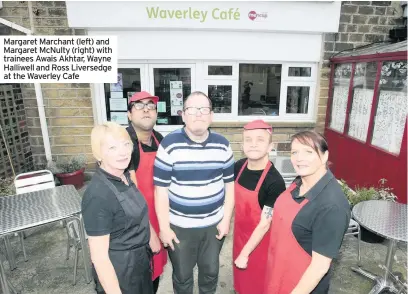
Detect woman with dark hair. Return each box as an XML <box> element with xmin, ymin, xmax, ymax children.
<box><xmin>264</xmin><ymin>130</ymin><xmax>350</xmax><ymax>294</ymax></box>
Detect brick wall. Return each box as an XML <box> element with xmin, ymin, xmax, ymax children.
<box><xmin>316</xmin><ymin>1</ymin><xmax>404</xmax><ymax>133</ymax></box>
<box><xmin>0</xmin><ymin>1</ymin><xmax>95</xmax><ymax>170</ymax></box>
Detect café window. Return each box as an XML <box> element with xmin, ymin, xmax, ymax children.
<box><xmin>208</xmin><ymin>66</ymin><xmax>233</xmax><ymax>76</ymax></box>
<box><xmin>208</xmin><ymin>85</ymin><xmax>232</xmax><ymax>114</ymax></box>
<box><xmin>286</xmin><ymin>86</ymin><xmax>310</xmax><ymax>114</ymax></box>
<box><xmin>238</xmin><ymin>64</ymin><xmax>282</xmax><ymax>116</ymax></box>
<box><xmin>103</xmin><ymin>68</ymin><xmax>141</xmax><ymax>125</ymax></box>
<box><xmin>371</xmin><ymin>60</ymin><xmax>407</xmax><ymax>154</ymax></box>
<box><xmin>288</xmin><ymin>67</ymin><xmax>311</xmax><ymax>77</ymax></box>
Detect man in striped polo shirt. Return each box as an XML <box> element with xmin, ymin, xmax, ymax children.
<box><xmin>154</xmin><ymin>91</ymin><xmax>235</xmax><ymax>294</ymax></box>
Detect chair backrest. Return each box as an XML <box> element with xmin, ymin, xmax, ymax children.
<box><xmin>14</xmin><ymin>170</ymin><xmax>55</xmax><ymax>194</ymax></box>
<box><xmin>66</xmin><ymin>220</ymin><xmax>80</xmax><ymax>242</ymax></box>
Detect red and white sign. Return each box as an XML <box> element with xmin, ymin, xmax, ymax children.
<box><xmin>248</xmin><ymin>10</ymin><xmax>268</xmax><ymax>21</ymax></box>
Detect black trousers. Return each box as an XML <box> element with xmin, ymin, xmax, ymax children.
<box><xmin>97</xmin><ymin>278</ymin><xmax>159</xmax><ymax>294</ymax></box>
<box><xmin>168</xmin><ymin>224</ymin><xmax>225</xmax><ymax>294</ymax></box>
<box><xmin>153</xmin><ymin>277</ymin><xmax>160</xmax><ymax>293</ymax></box>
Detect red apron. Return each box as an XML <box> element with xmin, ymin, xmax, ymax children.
<box><xmin>135</xmin><ymin>133</ymin><xmax>167</xmax><ymax>281</ymax></box>
<box><xmin>264</xmin><ymin>183</ymin><xmax>311</xmax><ymax>294</ymax></box>
<box><xmin>233</xmin><ymin>160</ymin><xmax>272</xmax><ymax>294</ymax></box>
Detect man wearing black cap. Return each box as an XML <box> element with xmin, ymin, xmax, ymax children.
<box><xmin>126</xmin><ymin>91</ymin><xmax>167</xmax><ymax>293</ymax></box>
<box><xmin>233</xmin><ymin>119</ymin><xmax>286</xmax><ymax>294</ymax></box>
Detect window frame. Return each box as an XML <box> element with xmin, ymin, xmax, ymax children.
<box><xmin>326</xmin><ymin>54</ymin><xmax>408</xmax><ymax>157</ymax></box>
<box><xmin>95</xmin><ymin>61</ymin><xmax>318</xmax><ymax>126</ymax></box>
<box><xmin>282</xmin><ymin>63</ymin><xmax>316</xmax><ymax>82</ymax></box>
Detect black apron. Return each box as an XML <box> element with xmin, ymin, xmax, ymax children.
<box><xmin>92</xmin><ymin>169</ymin><xmax>154</xmax><ymax>294</ymax></box>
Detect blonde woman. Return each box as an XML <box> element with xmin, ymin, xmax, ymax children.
<box><xmin>82</xmin><ymin>122</ymin><xmax>153</xmax><ymax>294</ymax></box>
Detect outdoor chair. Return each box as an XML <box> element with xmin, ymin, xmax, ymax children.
<box><xmin>8</xmin><ymin>170</ymin><xmax>56</xmax><ymax>265</ymax></box>
<box><xmin>345</xmin><ymin>218</ymin><xmax>361</xmax><ymax>267</ymax></box>
<box><xmin>65</xmin><ymin>220</ymin><xmax>82</xmax><ymax>285</ymax></box>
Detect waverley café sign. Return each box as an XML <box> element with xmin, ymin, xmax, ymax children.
<box><xmin>145</xmin><ymin>7</ymin><xmax>268</xmax><ymax>22</ymax></box>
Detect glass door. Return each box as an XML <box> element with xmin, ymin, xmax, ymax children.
<box><xmin>148</xmin><ymin>64</ymin><xmax>195</xmax><ymax>133</ymax></box>
<box><xmin>101</xmin><ymin>64</ymin><xmax>148</xmax><ymax>125</ymax></box>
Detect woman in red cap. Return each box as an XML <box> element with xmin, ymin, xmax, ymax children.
<box><xmin>264</xmin><ymin>131</ymin><xmax>350</xmax><ymax>294</ymax></box>
<box><xmin>233</xmin><ymin>119</ymin><xmax>286</xmax><ymax>294</ymax></box>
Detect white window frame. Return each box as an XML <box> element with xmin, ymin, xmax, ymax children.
<box><xmin>282</xmin><ymin>63</ymin><xmax>317</xmax><ymax>82</ymax></box>
<box><xmin>280</xmin><ymin>80</ymin><xmax>316</xmax><ymax>120</ymax></box>
<box><xmin>93</xmin><ymin>61</ymin><xmax>318</xmax><ymax>125</ymax></box>
<box><xmin>203</xmin><ymin>80</ymin><xmax>239</xmax><ymax>120</ymax></box>
<box><xmin>203</xmin><ymin>61</ymin><xmax>238</xmax><ymax>80</ymax></box>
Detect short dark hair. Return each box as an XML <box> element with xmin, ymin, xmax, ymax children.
<box><xmin>183</xmin><ymin>91</ymin><xmax>212</xmax><ymax>110</ymax></box>
<box><xmin>290</xmin><ymin>130</ymin><xmax>328</xmax><ymax>155</ymax></box>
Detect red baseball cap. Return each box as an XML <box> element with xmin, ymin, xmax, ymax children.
<box><xmin>128</xmin><ymin>91</ymin><xmax>159</xmax><ymax>104</ymax></box>
<box><xmin>244</xmin><ymin>120</ymin><xmax>273</xmax><ymax>134</ymax></box>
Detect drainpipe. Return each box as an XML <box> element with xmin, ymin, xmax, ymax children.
<box><xmin>27</xmin><ymin>2</ymin><xmax>52</xmax><ymax>162</ymax></box>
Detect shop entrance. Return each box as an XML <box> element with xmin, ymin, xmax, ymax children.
<box><xmin>99</xmin><ymin>63</ymin><xmax>195</xmax><ymax>136</ymax></box>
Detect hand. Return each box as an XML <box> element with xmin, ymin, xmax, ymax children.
<box><xmin>149</xmin><ymin>232</ymin><xmax>161</xmax><ymax>254</ymax></box>
<box><xmin>216</xmin><ymin>219</ymin><xmax>230</xmax><ymax>240</ymax></box>
<box><xmin>234</xmin><ymin>253</ymin><xmax>249</xmax><ymax>269</ymax></box>
<box><xmin>159</xmin><ymin>228</ymin><xmax>180</xmax><ymax>251</ymax></box>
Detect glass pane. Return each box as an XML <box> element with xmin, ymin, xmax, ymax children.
<box><xmin>347</xmin><ymin>62</ymin><xmax>377</xmax><ymax>142</ymax></box>
<box><xmin>286</xmin><ymin>86</ymin><xmax>310</xmax><ymax>114</ymax></box>
<box><xmin>104</xmin><ymin>68</ymin><xmax>141</xmax><ymax>125</ymax></box>
<box><xmin>371</xmin><ymin>60</ymin><xmax>407</xmax><ymax>154</ymax></box>
<box><xmin>238</xmin><ymin>64</ymin><xmax>282</xmax><ymax>116</ymax></box>
<box><xmin>154</xmin><ymin>68</ymin><xmax>191</xmax><ymax>125</ymax></box>
<box><xmin>208</xmin><ymin>85</ymin><xmax>232</xmax><ymax>113</ymax></box>
<box><xmin>329</xmin><ymin>63</ymin><xmax>352</xmax><ymax>133</ymax></box>
<box><xmin>208</xmin><ymin>66</ymin><xmax>233</xmax><ymax>76</ymax></box>
<box><xmin>288</xmin><ymin>67</ymin><xmax>311</xmax><ymax>77</ymax></box>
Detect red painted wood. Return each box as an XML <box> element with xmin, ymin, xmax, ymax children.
<box><xmin>365</xmin><ymin>62</ymin><xmax>382</xmax><ymax>143</ymax></box>
<box><xmin>324</xmin><ymin>63</ymin><xmax>335</xmax><ymax>128</ymax></box>
<box><xmin>331</xmin><ymin>51</ymin><xmax>407</xmax><ymax>63</ymax></box>
<box><xmin>325</xmin><ymin>53</ymin><xmax>407</xmax><ymax>204</ymax></box>
<box><xmin>343</xmin><ymin>63</ymin><xmax>356</xmax><ymax>135</ymax></box>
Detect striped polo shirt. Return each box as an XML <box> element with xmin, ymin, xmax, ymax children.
<box><xmin>153</xmin><ymin>127</ymin><xmax>234</xmax><ymax>228</ymax></box>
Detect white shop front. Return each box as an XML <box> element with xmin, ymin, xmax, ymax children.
<box><xmin>66</xmin><ymin>1</ymin><xmax>341</xmax><ymax>135</ymax></box>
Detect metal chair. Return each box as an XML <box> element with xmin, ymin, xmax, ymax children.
<box><xmin>8</xmin><ymin>170</ymin><xmax>56</xmax><ymax>265</ymax></box>
<box><xmin>345</xmin><ymin>218</ymin><xmax>361</xmax><ymax>267</ymax></box>
<box><xmin>65</xmin><ymin>220</ymin><xmax>82</xmax><ymax>285</ymax></box>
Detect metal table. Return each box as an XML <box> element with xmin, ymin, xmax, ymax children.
<box><xmin>0</xmin><ymin>185</ymin><xmax>91</xmax><ymax>294</ymax></box>
<box><xmin>352</xmin><ymin>200</ymin><xmax>407</xmax><ymax>294</ymax></box>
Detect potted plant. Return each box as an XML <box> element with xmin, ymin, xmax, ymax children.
<box><xmin>339</xmin><ymin>179</ymin><xmax>398</xmax><ymax>243</ymax></box>
<box><xmin>47</xmin><ymin>154</ymin><xmax>87</xmax><ymax>189</ymax></box>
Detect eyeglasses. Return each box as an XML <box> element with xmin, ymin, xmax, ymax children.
<box><xmin>133</xmin><ymin>102</ymin><xmax>157</xmax><ymax>111</ymax></box>
<box><xmin>184</xmin><ymin>107</ymin><xmax>212</xmax><ymax>115</ymax></box>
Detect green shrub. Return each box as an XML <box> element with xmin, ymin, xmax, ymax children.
<box><xmin>339</xmin><ymin>178</ymin><xmax>398</xmax><ymax>207</ymax></box>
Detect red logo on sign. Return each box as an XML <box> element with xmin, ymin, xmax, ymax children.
<box><xmin>248</xmin><ymin>11</ymin><xmax>257</xmax><ymax>21</ymax></box>
<box><xmin>248</xmin><ymin>10</ymin><xmax>268</xmax><ymax>21</ymax></box>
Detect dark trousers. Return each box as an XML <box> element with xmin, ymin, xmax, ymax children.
<box><xmin>96</xmin><ymin>277</ymin><xmax>159</xmax><ymax>294</ymax></box>
<box><xmin>168</xmin><ymin>224</ymin><xmax>225</xmax><ymax>294</ymax></box>
<box><xmin>153</xmin><ymin>277</ymin><xmax>160</xmax><ymax>293</ymax></box>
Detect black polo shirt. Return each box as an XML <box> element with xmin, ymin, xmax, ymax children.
<box><xmin>234</xmin><ymin>158</ymin><xmax>286</xmax><ymax>209</ymax></box>
<box><xmin>81</xmin><ymin>167</ymin><xmax>135</xmax><ymax>250</ymax></box>
<box><xmin>126</xmin><ymin>125</ymin><xmax>163</xmax><ymax>171</ymax></box>
<box><xmin>291</xmin><ymin>170</ymin><xmax>351</xmax><ymax>293</ymax></box>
